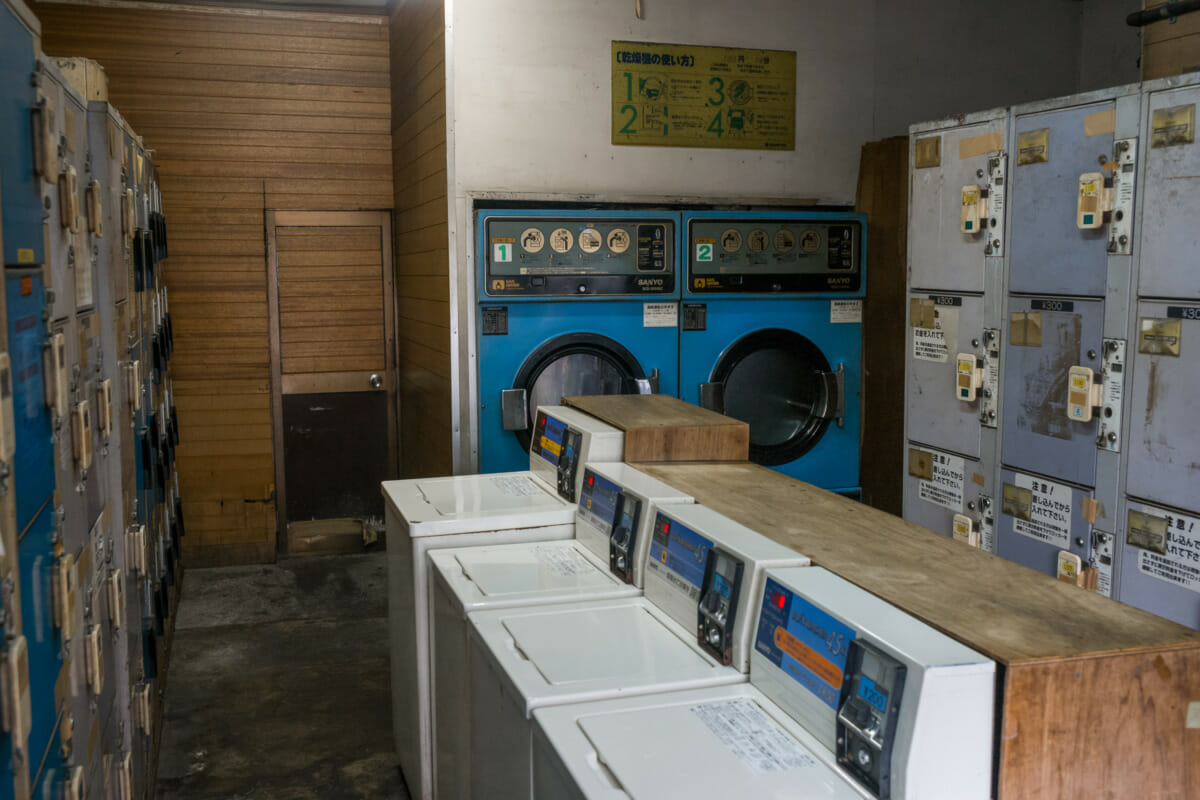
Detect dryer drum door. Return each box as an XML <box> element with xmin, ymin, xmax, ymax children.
<box><xmin>702</xmin><ymin>328</ymin><xmax>843</xmax><ymax>466</ymax></box>
<box><xmin>505</xmin><ymin>333</ymin><xmax>655</xmax><ymax>452</ymax></box>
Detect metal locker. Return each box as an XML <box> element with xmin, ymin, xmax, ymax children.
<box><xmin>1000</xmin><ymin>296</ymin><xmax>1104</xmax><ymax>487</ymax></box>
<box><xmin>1139</xmin><ymin>82</ymin><xmax>1200</xmax><ymax>300</ymax></box>
<box><xmin>902</xmin><ymin>443</ymin><xmax>996</xmax><ymax>551</ymax></box>
<box><xmin>1125</xmin><ymin>301</ymin><xmax>1200</xmax><ymax>514</ymax></box>
<box><xmin>1009</xmin><ymin>100</ymin><xmax>1117</xmax><ymax>297</ymax></box>
<box><xmin>996</xmin><ymin>468</ymin><xmax>1097</xmax><ymax>583</ymax></box>
<box><xmin>1119</xmin><ymin>498</ymin><xmax>1200</xmax><ymax>630</ymax></box>
<box><xmin>906</xmin><ymin>292</ymin><xmax>997</xmax><ymax>458</ymax></box>
<box><xmin>909</xmin><ymin>115</ymin><xmax>1006</xmax><ymax>293</ymax></box>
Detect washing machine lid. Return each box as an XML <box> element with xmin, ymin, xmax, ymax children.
<box><xmin>382</xmin><ymin>472</ymin><xmax>573</xmax><ymax>537</ymax></box>
<box><xmin>533</xmin><ymin>685</ymin><xmax>865</xmax><ymax>800</ymax></box>
<box><xmin>471</xmin><ymin>597</ymin><xmax>734</xmax><ymax>713</ymax></box>
<box><xmin>431</xmin><ymin>542</ymin><xmax>629</xmax><ymax>612</ymax></box>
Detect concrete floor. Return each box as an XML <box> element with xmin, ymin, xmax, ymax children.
<box><xmin>155</xmin><ymin>552</ymin><xmax>409</xmax><ymax>799</ymax></box>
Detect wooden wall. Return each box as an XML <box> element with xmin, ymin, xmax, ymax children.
<box><xmin>856</xmin><ymin>138</ymin><xmax>908</xmax><ymax>516</ymax></box>
<box><xmin>35</xmin><ymin>1</ymin><xmax>393</xmax><ymax>565</ymax></box>
<box><xmin>389</xmin><ymin>0</ymin><xmax>451</xmax><ymax>478</ymax></box>
<box><xmin>1142</xmin><ymin>3</ymin><xmax>1200</xmax><ymax>78</ymax></box>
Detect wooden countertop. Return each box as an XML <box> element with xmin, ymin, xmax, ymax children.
<box><xmin>632</xmin><ymin>461</ymin><xmax>1200</xmax><ymax>664</ymax></box>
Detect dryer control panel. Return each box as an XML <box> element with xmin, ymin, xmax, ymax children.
<box><xmin>688</xmin><ymin>216</ymin><xmax>863</xmax><ymax>294</ymax></box>
<box><xmin>483</xmin><ymin>214</ymin><xmax>676</xmax><ymax>296</ymax></box>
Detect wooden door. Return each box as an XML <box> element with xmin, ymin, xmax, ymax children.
<box><xmin>266</xmin><ymin>211</ymin><xmax>396</xmax><ymax>555</ymax></box>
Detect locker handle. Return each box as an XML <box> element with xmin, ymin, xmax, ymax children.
<box><xmin>59</xmin><ymin>166</ymin><xmax>81</xmax><ymax>233</ymax></box>
<box><xmin>955</xmin><ymin>353</ymin><xmax>985</xmax><ymax>403</ymax></box>
<box><xmin>960</xmin><ymin>184</ymin><xmax>987</xmax><ymax>235</ymax></box>
<box><xmin>122</xmin><ymin>189</ymin><xmax>135</xmax><ymax>241</ymax></box>
<box><xmin>501</xmin><ymin>388</ymin><xmax>528</xmax><ymax>431</ymax></box>
<box><xmin>1067</xmin><ymin>366</ymin><xmax>1103</xmax><ymax>423</ymax></box>
<box><xmin>1077</xmin><ymin>172</ymin><xmax>1114</xmax><ymax>230</ymax></box>
<box><xmin>31</xmin><ymin>100</ymin><xmax>58</xmax><ymax>182</ymax></box>
<box><xmin>86</xmin><ymin>180</ymin><xmax>103</xmax><ymax>237</ymax></box>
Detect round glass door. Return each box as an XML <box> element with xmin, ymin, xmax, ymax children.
<box><xmin>512</xmin><ymin>333</ymin><xmax>647</xmax><ymax>452</ymax></box>
<box><xmin>712</xmin><ymin>328</ymin><xmax>836</xmax><ymax>466</ymax></box>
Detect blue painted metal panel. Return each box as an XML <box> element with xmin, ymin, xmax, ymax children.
<box><xmin>0</xmin><ymin>3</ymin><xmax>42</xmax><ymax>267</ymax></box>
<box><xmin>6</xmin><ymin>272</ymin><xmax>54</xmax><ymax>532</ymax></box>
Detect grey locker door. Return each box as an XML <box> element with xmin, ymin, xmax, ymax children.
<box><xmin>906</xmin><ymin>293</ymin><xmax>984</xmax><ymax>458</ymax></box>
<box><xmin>902</xmin><ymin>444</ymin><xmax>986</xmax><ymax>538</ymax></box>
<box><xmin>996</xmin><ymin>469</ymin><xmax>1094</xmax><ymax>579</ymax></box>
<box><xmin>1009</xmin><ymin>102</ymin><xmax>1113</xmax><ymax>297</ymax></box>
<box><xmin>1119</xmin><ymin>500</ymin><xmax>1200</xmax><ymax>630</ymax></box>
<box><xmin>1000</xmin><ymin>296</ymin><xmax>1103</xmax><ymax>486</ymax></box>
<box><xmin>1140</xmin><ymin>86</ymin><xmax>1200</xmax><ymax>300</ymax></box>
<box><xmin>909</xmin><ymin>122</ymin><xmax>1002</xmax><ymax>293</ymax></box>
<box><xmin>1125</xmin><ymin>302</ymin><xmax>1200</xmax><ymax>514</ymax></box>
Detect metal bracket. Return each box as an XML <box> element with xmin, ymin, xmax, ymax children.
<box><xmin>698</xmin><ymin>382</ymin><xmax>724</xmax><ymax>414</ymax></box>
<box><xmin>815</xmin><ymin>363</ymin><xmax>846</xmax><ymax>428</ymax></box>
<box><xmin>984</xmin><ymin>154</ymin><xmax>1007</xmax><ymax>257</ymax></box>
<box><xmin>634</xmin><ymin>368</ymin><xmax>659</xmax><ymax>395</ymax></box>
<box><xmin>500</xmin><ymin>389</ymin><xmax>528</xmax><ymax>431</ymax></box>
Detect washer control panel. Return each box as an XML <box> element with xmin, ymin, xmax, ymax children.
<box><xmin>697</xmin><ymin>548</ymin><xmax>744</xmax><ymax>665</ymax></box>
<box><xmin>556</xmin><ymin>427</ymin><xmax>583</xmax><ymax>502</ymax></box>
<box><xmin>608</xmin><ymin>491</ymin><xmax>642</xmax><ymax>584</ymax></box>
<box><xmin>836</xmin><ymin>640</ymin><xmax>906</xmax><ymax>798</ymax></box>
<box><xmin>483</xmin><ymin>214</ymin><xmax>676</xmax><ymax>296</ymax></box>
<box><xmin>688</xmin><ymin>216</ymin><xmax>863</xmax><ymax>294</ymax></box>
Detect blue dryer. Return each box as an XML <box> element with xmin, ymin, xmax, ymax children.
<box><xmin>679</xmin><ymin>211</ymin><xmax>866</xmax><ymax>493</ymax></box>
<box><xmin>476</xmin><ymin>209</ymin><xmax>681</xmax><ymax>473</ymax></box>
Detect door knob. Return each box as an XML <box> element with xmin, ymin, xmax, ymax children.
<box><xmin>369</xmin><ymin>373</ymin><xmax>383</xmax><ymax>389</ymax></box>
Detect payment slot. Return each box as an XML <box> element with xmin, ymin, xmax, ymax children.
<box><xmin>1008</xmin><ymin>96</ymin><xmax>1136</xmax><ymax>296</ymax></box>
<box><xmin>902</xmin><ymin>444</ymin><xmax>996</xmax><ymax>551</ymax></box>
<box><xmin>837</xmin><ymin>641</ymin><xmax>905</xmax><ymax>797</ymax></box>
<box><xmin>996</xmin><ymin>468</ymin><xmax>1098</xmax><ymax>585</ymax></box>
<box><xmin>1001</xmin><ymin>296</ymin><xmax>1104</xmax><ymax>487</ymax></box>
<box><xmin>909</xmin><ymin>114</ymin><xmax>1006</xmax><ymax>292</ymax></box>
<box><xmin>1125</xmin><ymin>305</ymin><xmax>1200</xmax><ymax>518</ymax></box>
<box><xmin>1119</xmin><ymin>501</ymin><xmax>1200</xmax><ymax>630</ymax></box>
<box><xmin>1138</xmin><ymin>86</ymin><xmax>1200</xmax><ymax>300</ymax></box>
<box><xmin>907</xmin><ymin>293</ymin><xmax>997</xmax><ymax>458</ymax></box>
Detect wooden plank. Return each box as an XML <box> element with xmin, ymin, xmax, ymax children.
<box><xmin>563</xmin><ymin>396</ymin><xmax>749</xmax><ymax>462</ymax></box>
<box><xmin>998</xmin><ymin>650</ymin><xmax>1200</xmax><ymax>799</ymax></box>
<box><xmin>630</xmin><ymin>462</ymin><xmax>1200</xmax><ymax>661</ymax></box>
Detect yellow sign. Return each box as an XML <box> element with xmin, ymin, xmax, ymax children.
<box><xmin>612</xmin><ymin>41</ymin><xmax>796</xmax><ymax>150</ymax></box>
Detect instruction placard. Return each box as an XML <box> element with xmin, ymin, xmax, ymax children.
<box><xmin>691</xmin><ymin>700</ymin><xmax>817</xmax><ymax>773</ymax></box>
<box><xmin>917</xmin><ymin>450</ymin><xmax>964</xmax><ymax>513</ymax></box>
<box><xmin>643</xmin><ymin>302</ymin><xmax>678</xmax><ymax>328</ymax></box>
<box><xmin>489</xmin><ymin>475</ymin><xmax>539</xmax><ymax>497</ymax></box>
<box><xmin>612</xmin><ymin>41</ymin><xmax>796</xmax><ymax>150</ymax></box>
<box><xmin>1136</xmin><ymin>507</ymin><xmax>1200</xmax><ymax>595</ymax></box>
<box><xmin>830</xmin><ymin>299</ymin><xmax>862</xmax><ymax>324</ymax></box>
<box><xmin>1006</xmin><ymin>474</ymin><xmax>1073</xmax><ymax>549</ymax></box>
<box><xmin>533</xmin><ymin>544</ymin><xmax>594</xmax><ymax>577</ymax></box>
<box><xmin>912</xmin><ymin>306</ymin><xmax>957</xmax><ymax>363</ymax></box>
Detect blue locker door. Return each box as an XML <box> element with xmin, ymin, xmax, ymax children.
<box><xmin>1009</xmin><ymin>102</ymin><xmax>1115</xmax><ymax>297</ymax></box>
<box><xmin>1000</xmin><ymin>296</ymin><xmax>1103</xmax><ymax>487</ymax></box>
<box><xmin>0</xmin><ymin>3</ymin><xmax>42</xmax><ymax>267</ymax></box>
<box><xmin>996</xmin><ymin>468</ymin><xmax>1094</xmax><ymax>579</ymax></box>
<box><xmin>5</xmin><ymin>272</ymin><xmax>54</xmax><ymax>531</ymax></box>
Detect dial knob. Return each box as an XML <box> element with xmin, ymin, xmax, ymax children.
<box><xmin>616</xmin><ymin>555</ymin><xmax>626</xmax><ymax>571</ymax></box>
<box><xmin>707</xmin><ymin>627</ymin><xmax>721</xmax><ymax>646</ymax></box>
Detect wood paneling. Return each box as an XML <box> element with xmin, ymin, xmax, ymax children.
<box><xmin>562</xmin><ymin>395</ymin><xmax>749</xmax><ymax>462</ymax></box>
<box><xmin>1142</xmin><ymin>3</ymin><xmax>1200</xmax><ymax>79</ymax></box>
<box><xmin>390</xmin><ymin>0</ymin><xmax>451</xmax><ymax>477</ymax></box>
<box><xmin>856</xmin><ymin>138</ymin><xmax>908</xmax><ymax>515</ymax></box>
<box><xmin>631</xmin><ymin>460</ymin><xmax>1200</xmax><ymax>800</ymax></box>
<box><xmin>35</xmin><ymin>2</ymin><xmax>393</xmax><ymax>564</ymax></box>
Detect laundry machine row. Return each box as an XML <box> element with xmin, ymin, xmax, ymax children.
<box><xmin>903</xmin><ymin>73</ymin><xmax>1200</xmax><ymax>630</ymax></box>
<box><xmin>473</xmin><ymin>208</ymin><xmax>867</xmax><ymax>495</ymax></box>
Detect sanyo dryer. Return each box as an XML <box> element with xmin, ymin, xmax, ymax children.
<box><xmin>531</xmin><ymin>567</ymin><xmax>996</xmax><ymax>800</ymax></box>
<box><xmin>384</xmin><ymin>404</ymin><xmax>622</xmax><ymax>800</ymax></box>
<box><xmin>426</xmin><ymin>462</ymin><xmax>694</xmax><ymax>799</ymax></box>
<box><xmin>467</xmin><ymin>503</ymin><xmax>810</xmax><ymax>799</ymax></box>
<box><xmin>476</xmin><ymin>208</ymin><xmax>681</xmax><ymax>474</ymax></box>
<box><xmin>680</xmin><ymin>210</ymin><xmax>865</xmax><ymax>494</ymax></box>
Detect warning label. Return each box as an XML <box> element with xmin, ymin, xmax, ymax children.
<box><xmin>691</xmin><ymin>700</ymin><xmax>817</xmax><ymax>773</ymax></box>
<box><xmin>912</xmin><ymin>307</ymin><xmax>958</xmax><ymax>363</ymax></box>
<box><xmin>1137</xmin><ymin>508</ymin><xmax>1200</xmax><ymax>595</ymax></box>
<box><xmin>1007</xmin><ymin>474</ymin><xmax>1072</xmax><ymax>549</ymax></box>
<box><xmin>918</xmin><ymin>451</ymin><xmax>964</xmax><ymax>513</ymax></box>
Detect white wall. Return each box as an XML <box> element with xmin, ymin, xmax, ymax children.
<box><xmin>444</xmin><ymin>0</ymin><xmax>1124</xmax><ymax>470</ymax></box>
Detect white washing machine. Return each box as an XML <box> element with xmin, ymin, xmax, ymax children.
<box><xmin>467</xmin><ymin>503</ymin><xmax>810</xmax><ymax>799</ymax></box>
<box><xmin>384</xmin><ymin>405</ymin><xmax>623</xmax><ymax>800</ymax></box>
<box><xmin>532</xmin><ymin>567</ymin><xmax>996</xmax><ymax>800</ymax></box>
<box><xmin>427</xmin><ymin>462</ymin><xmax>695</xmax><ymax>800</ymax></box>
